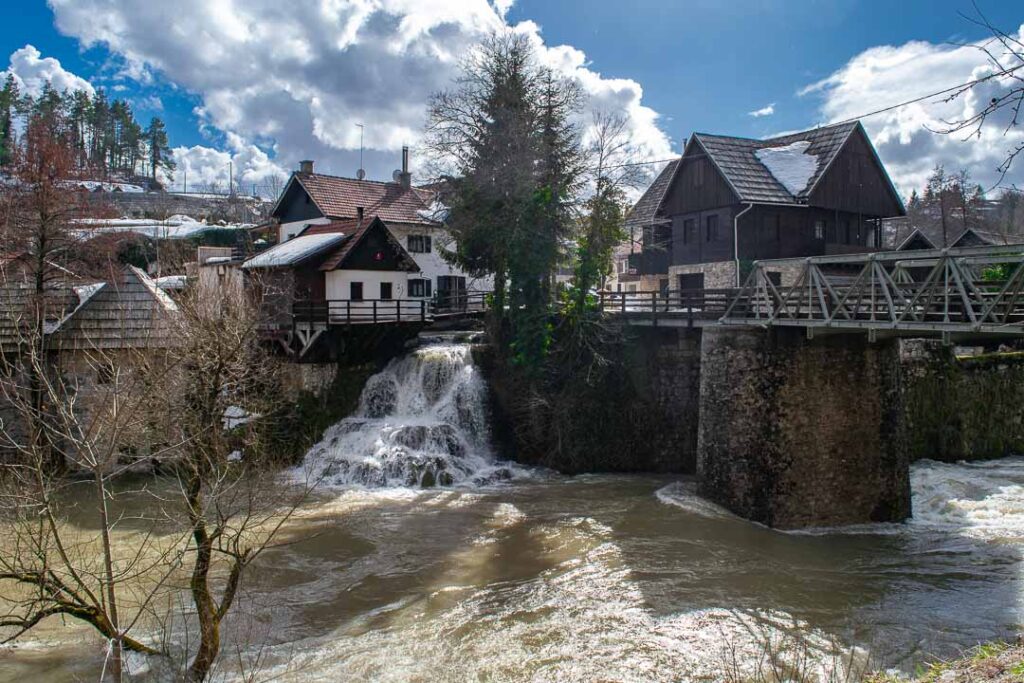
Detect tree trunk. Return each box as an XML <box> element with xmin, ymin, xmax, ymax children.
<box><xmin>186</xmin><ymin>474</ymin><xmax>219</xmax><ymax>683</ymax></box>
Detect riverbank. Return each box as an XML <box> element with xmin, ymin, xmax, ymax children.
<box><xmin>869</xmin><ymin>640</ymin><xmax>1024</xmax><ymax>682</ymax></box>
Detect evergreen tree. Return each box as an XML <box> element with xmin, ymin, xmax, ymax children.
<box><xmin>145</xmin><ymin>117</ymin><xmax>174</xmax><ymax>185</ymax></box>
<box><xmin>0</xmin><ymin>74</ymin><xmax>19</xmax><ymax>167</ymax></box>
<box><xmin>426</xmin><ymin>32</ymin><xmax>582</xmax><ymax>368</ymax></box>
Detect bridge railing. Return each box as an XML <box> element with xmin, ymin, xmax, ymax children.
<box><xmin>293</xmin><ymin>299</ymin><xmax>429</xmax><ymax>325</ymax></box>
<box><xmin>720</xmin><ymin>243</ymin><xmax>1024</xmax><ymax>334</ymax></box>
<box><xmin>598</xmin><ymin>288</ymin><xmax>737</xmax><ymax>318</ymax></box>
<box><xmin>433</xmin><ymin>291</ymin><xmax>490</xmax><ymax>316</ymax></box>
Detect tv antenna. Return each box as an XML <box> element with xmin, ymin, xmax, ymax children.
<box><xmin>356</xmin><ymin>123</ymin><xmax>365</xmax><ymax>180</ymax></box>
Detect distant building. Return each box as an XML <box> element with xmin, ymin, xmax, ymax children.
<box><xmin>626</xmin><ymin>121</ymin><xmax>906</xmax><ymax>290</ymax></box>
<box><xmin>269</xmin><ymin>149</ymin><xmax>490</xmax><ymax>305</ymax></box>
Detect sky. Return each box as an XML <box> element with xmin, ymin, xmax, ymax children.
<box><xmin>1</xmin><ymin>0</ymin><xmax>1022</xmax><ymax>198</ymax></box>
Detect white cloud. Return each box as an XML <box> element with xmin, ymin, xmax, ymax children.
<box><xmin>47</xmin><ymin>0</ymin><xmax>673</xmax><ymax>186</ymax></box>
<box><xmin>171</xmin><ymin>133</ymin><xmax>286</xmax><ymax>196</ymax></box>
<box><xmin>800</xmin><ymin>27</ymin><xmax>1024</xmax><ymax>195</ymax></box>
<box><xmin>748</xmin><ymin>103</ymin><xmax>775</xmax><ymax>118</ymax></box>
<box><xmin>2</xmin><ymin>44</ymin><xmax>94</xmax><ymax>98</ymax></box>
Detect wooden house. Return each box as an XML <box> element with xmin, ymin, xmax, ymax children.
<box><xmin>626</xmin><ymin>120</ymin><xmax>906</xmax><ymax>290</ymax></box>
<box><xmin>242</xmin><ymin>216</ymin><xmax>420</xmax><ymax>328</ymax></box>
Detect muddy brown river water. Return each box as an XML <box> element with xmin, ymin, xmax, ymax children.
<box><xmin>1</xmin><ymin>344</ymin><xmax>1021</xmax><ymax>681</ymax></box>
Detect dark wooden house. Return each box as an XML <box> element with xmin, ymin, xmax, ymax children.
<box><xmin>626</xmin><ymin>120</ymin><xmax>906</xmax><ymax>289</ymax></box>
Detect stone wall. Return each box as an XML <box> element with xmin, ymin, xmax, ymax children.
<box><xmin>480</xmin><ymin>326</ymin><xmax>702</xmax><ymax>473</ymax></box>
<box><xmin>900</xmin><ymin>341</ymin><xmax>1024</xmax><ymax>461</ymax></box>
<box><xmin>696</xmin><ymin>327</ymin><xmax>910</xmax><ymax>529</ymax></box>
<box><xmin>669</xmin><ymin>260</ymin><xmax>737</xmax><ymax>289</ymax></box>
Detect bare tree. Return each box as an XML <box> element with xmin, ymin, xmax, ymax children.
<box><xmin>156</xmin><ymin>278</ymin><xmax>311</xmax><ymax>682</ymax></box>
<box><xmin>0</xmin><ymin>316</ymin><xmax>186</xmax><ymax>682</ymax></box>
<box><xmin>938</xmin><ymin>6</ymin><xmax>1024</xmax><ymax>185</ymax></box>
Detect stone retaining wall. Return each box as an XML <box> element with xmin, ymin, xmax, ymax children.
<box><xmin>900</xmin><ymin>341</ymin><xmax>1024</xmax><ymax>462</ymax></box>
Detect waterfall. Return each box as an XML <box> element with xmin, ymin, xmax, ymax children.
<box><xmin>297</xmin><ymin>343</ymin><xmax>518</xmax><ymax>488</ymax></box>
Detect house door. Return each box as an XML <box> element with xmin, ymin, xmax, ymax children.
<box><xmin>380</xmin><ymin>282</ymin><xmax>393</xmax><ymax>300</ymax></box>
<box><xmin>678</xmin><ymin>272</ymin><xmax>704</xmax><ymax>310</ymax></box>
<box><xmin>350</xmin><ymin>282</ymin><xmax>364</xmax><ymax>301</ymax></box>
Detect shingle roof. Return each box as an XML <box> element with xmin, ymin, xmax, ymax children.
<box><xmin>291</xmin><ymin>173</ymin><xmax>438</xmax><ymax>225</ymax></box>
<box><xmin>49</xmin><ymin>266</ymin><xmax>179</xmax><ymax>350</ymax></box>
<box><xmin>0</xmin><ymin>282</ymin><xmax>77</xmax><ymax>353</ymax></box>
<box><xmin>625</xmin><ymin>160</ymin><xmax>678</xmax><ymax>227</ymax></box>
<box><xmin>693</xmin><ymin>121</ymin><xmax>859</xmax><ymax>204</ymax></box>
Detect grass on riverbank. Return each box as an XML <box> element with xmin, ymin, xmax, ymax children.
<box><xmin>866</xmin><ymin>640</ymin><xmax>1024</xmax><ymax>683</ymax></box>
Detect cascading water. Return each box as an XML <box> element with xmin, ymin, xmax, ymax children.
<box><xmin>296</xmin><ymin>343</ymin><xmax>519</xmax><ymax>488</ymax></box>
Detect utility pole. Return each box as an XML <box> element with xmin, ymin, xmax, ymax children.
<box><xmin>228</xmin><ymin>160</ymin><xmax>234</xmax><ymax>197</ymax></box>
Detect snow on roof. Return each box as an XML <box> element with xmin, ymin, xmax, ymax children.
<box><xmin>154</xmin><ymin>274</ymin><xmax>187</xmax><ymax>290</ymax></box>
<box><xmin>416</xmin><ymin>199</ymin><xmax>449</xmax><ymax>222</ymax></box>
<box><xmin>43</xmin><ymin>282</ymin><xmax>106</xmax><ymax>334</ymax></box>
<box><xmin>131</xmin><ymin>266</ymin><xmax>179</xmax><ymax>312</ymax></box>
<box><xmin>72</xmin><ymin>215</ymin><xmax>253</xmax><ymax>240</ymax></box>
<box><xmin>242</xmin><ymin>233</ymin><xmax>347</xmax><ymax>269</ymax></box>
<box><xmin>754</xmin><ymin>141</ymin><xmax>819</xmax><ymax>197</ymax></box>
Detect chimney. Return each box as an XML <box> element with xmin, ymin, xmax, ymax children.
<box><xmin>299</xmin><ymin>159</ymin><xmax>314</xmax><ymax>174</ymax></box>
<box><xmin>356</xmin><ymin>206</ymin><xmax>364</xmax><ymax>225</ymax></box>
<box><xmin>399</xmin><ymin>146</ymin><xmax>412</xmax><ymax>190</ymax></box>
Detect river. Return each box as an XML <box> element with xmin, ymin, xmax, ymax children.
<box><xmin>1</xmin><ymin>343</ymin><xmax>1022</xmax><ymax>681</ymax></box>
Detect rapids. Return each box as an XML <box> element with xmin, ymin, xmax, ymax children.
<box><xmin>1</xmin><ymin>344</ymin><xmax>1022</xmax><ymax>682</ymax></box>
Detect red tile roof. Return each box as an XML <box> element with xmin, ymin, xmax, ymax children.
<box><xmin>292</xmin><ymin>173</ymin><xmax>438</xmax><ymax>226</ymax></box>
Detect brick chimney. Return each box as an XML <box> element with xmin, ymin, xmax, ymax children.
<box><xmin>356</xmin><ymin>206</ymin><xmax>364</xmax><ymax>225</ymax></box>
<box><xmin>299</xmin><ymin>159</ymin><xmax>314</xmax><ymax>174</ymax></box>
<box><xmin>398</xmin><ymin>146</ymin><xmax>411</xmax><ymax>190</ymax></box>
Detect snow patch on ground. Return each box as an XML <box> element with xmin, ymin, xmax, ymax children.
<box><xmin>755</xmin><ymin>140</ymin><xmax>818</xmax><ymax>196</ymax></box>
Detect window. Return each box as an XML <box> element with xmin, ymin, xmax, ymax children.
<box><xmin>705</xmin><ymin>214</ymin><xmax>719</xmax><ymax>242</ymax></box>
<box><xmin>380</xmin><ymin>282</ymin><xmax>393</xmax><ymax>300</ymax></box>
<box><xmin>814</xmin><ymin>220</ymin><xmax>825</xmax><ymax>240</ymax></box>
<box><xmin>409</xmin><ymin>278</ymin><xmax>432</xmax><ymax>297</ymax></box>
<box><xmin>408</xmin><ymin>234</ymin><xmax>432</xmax><ymax>253</ymax></box>
<box><xmin>350</xmin><ymin>282</ymin><xmax>363</xmax><ymax>301</ymax></box>
<box><xmin>683</xmin><ymin>218</ymin><xmax>696</xmax><ymax>245</ymax></box>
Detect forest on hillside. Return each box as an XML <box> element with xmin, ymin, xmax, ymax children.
<box><xmin>0</xmin><ymin>75</ymin><xmax>175</xmax><ymax>187</ymax></box>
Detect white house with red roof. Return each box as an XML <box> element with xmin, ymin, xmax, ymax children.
<box><xmin>269</xmin><ymin>148</ymin><xmax>490</xmax><ymax>305</ymax></box>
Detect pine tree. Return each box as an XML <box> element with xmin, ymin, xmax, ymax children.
<box><xmin>0</xmin><ymin>74</ymin><xmax>19</xmax><ymax>167</ymax></box>
<box><xmin>145</xmin><ymin>117</ymin><xmax>174</xmax><ymax>186</ymax></box>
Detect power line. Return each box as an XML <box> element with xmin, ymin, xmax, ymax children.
<box><xmin>608</xmin><ymin>61</ymin><xmax>1024</xmax><ymax>171</ymax></box>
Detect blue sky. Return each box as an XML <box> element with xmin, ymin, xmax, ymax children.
<box><xmin>2</xmin><ymin>1</ymin><xmax>1023</xmax><ymax>195</ymax></box>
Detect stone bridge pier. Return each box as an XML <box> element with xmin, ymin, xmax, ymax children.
<box><xmin>696</xmin><ymin>327</ymin><xmax>911</xmax><ymax>529</ymax></box>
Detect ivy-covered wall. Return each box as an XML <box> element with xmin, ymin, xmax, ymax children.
<box><xmin>901</xmin><ymin>341</ymin><xmax>1024</xmax><ymax>462</ymax></box>
<box><xmin>479</xmin><ymin>327</ymin><xmax>702</xmax><ymax>474</ymax></box>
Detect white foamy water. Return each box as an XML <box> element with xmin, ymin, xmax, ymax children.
<box><xmin>910</xmin><ymin>456</ymin><xmax>1024</xmax><ymax>541</ymax></box>
<box><xmin>294</xmin><ymin>344</ymin><xmax>524</xmax><ymax>489</ymax></box>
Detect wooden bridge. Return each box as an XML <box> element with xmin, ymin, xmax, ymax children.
<box><xmin>602</xmin><ymin>243</ymin><xmax>1024</xmax><ymax>341</ymax></box>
